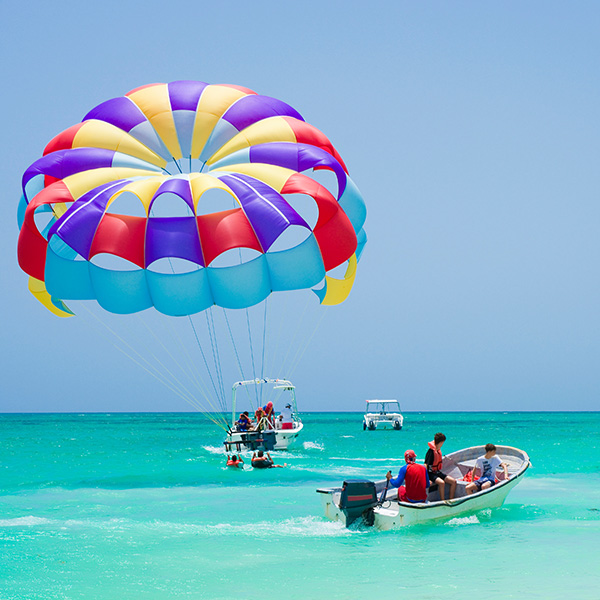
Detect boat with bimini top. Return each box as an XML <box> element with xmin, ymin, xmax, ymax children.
<box><xmin>363</xmin><ymin>399</ymin><xmax>403</xmax><ymax>430</ymax></box>
<box><xmin>317</xmin><ymin>445</ymin><xmax>530</xmax><ymax>529</ymax></box>
<box><xmin>224</xmin><ymin>378</ymin><xmax>303</xmax><ymax>452</ymax></box>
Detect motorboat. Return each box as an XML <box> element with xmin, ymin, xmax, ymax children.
<box><xmin>224</xmin><ymin>378</ymin><xmax>303</xmax><ymax>452</ymax></box>
<box><xmin>363</xmin><ymin>399</ymin><xmax>403</xmax><ymax>430</ymax></box>
<box><xmin>317</xmin><ymin>445</ymin><xmax>530</xmax><ymax>529</ymax></box>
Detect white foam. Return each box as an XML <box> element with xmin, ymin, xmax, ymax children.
<box><xmin>193</xmin><ymin>516</ymin><xmax>360</xmax><ymax>538</ymax></box>
<box><xmin>202</xmin><ymin>445</ymin><xmax>226</xmax><ymax>456</ymax></box>
<box><xmin>0</xmin><ymin>516</ymin><xmax>52</xmax><ymax>527</ymax></box>
<box><xmin>303</xmin><ymin>441</ymin><xmax>324</xmax><ymax>451</ymax></box>
<box><xmin>445</xmin><ymin>515</ymin><xmax>480</xmax><ymax>526</ymax></box>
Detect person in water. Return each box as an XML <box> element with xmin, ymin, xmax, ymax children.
<box><xmin>251</xmin><ymin>450</ymin><xmax>285</xmax><ymax>469</ymax></box>
<box><xmin>424</xmin><ymin>432</ymin><xmax>457</xmax><ymax>500</ymax></box>
<box><xmin>226</xmin><ymin>454</ymin><xmax>244</xmax><ymax>468</ymax></box>
<box><xmin>386</xmin><ymin>449</ymin><xmax>430</xmax><ymax>503</ymax></box>
<box><xmin>466</xmin><ymin>444</ymin><xmax>509</xmax><ymax>494</ymax></box>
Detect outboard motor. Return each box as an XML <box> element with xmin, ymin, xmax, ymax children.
<box><xmin>339</xmin><ymin>480</ymin><xmax>378</xmax><ymax>527</ymax></box>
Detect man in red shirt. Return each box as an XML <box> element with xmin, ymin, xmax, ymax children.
<box><xmin>386</xmin><ymin>449</ymin><xmax>430</xmax><ymax>503</ymax></box>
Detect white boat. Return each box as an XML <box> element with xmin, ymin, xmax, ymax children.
<box><xmin>224</xmin><ymin>378</ymin><xmax>303</xmax><ymax>451</ymax></box>
<box><xmin>363</xmin><ymin>399</ymin><xmax>403</xmax><ymax>430</ymax></box>
<box><xmin>317</xmin><ymin>445</ymin><xmax>530</xmax><ymax>529</ymax></box>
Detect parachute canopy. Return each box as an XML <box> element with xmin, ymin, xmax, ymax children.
<box><xmin>17</xmin><ymin>81</ymin><xmax>367</xmax><ymax>317</ymax></box>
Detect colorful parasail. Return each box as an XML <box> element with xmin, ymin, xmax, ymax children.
<box><xmin>17</xmin><ymin>81</ymin><xmax>367</xmax><ymax>318</ymax></box>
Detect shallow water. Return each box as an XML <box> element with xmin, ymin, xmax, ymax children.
<box><xmin>1</xmin><ymin>412</ymin><xmax>599</xmax><ymax>599</ymax></box>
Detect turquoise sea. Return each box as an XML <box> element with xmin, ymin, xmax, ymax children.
<box><xmin>1</xmin><ymin>412</ymin><xmax>599</xmax><ymax>599</ymax></box>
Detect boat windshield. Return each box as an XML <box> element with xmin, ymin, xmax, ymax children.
<box><xmin>365</xmin><ymin>400</ymin><xmax>401</xmax><ymax>414</ymax></box>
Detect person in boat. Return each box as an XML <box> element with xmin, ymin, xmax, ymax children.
<box><xmin>254</xmin><ymin>407</ymin><xmax>266</xmax><ymax>431</ymax></box>
<box><xmin>251</xmin><ymin>450</ymin><xmax>285</xmax><ymax>469</ymax></box>
<box><xmin>237</xmin><ymin>412</ymin><xmax>252</xmax><ymax>432</ymax></box>
<box><xmin>226</xmin><ymin>454</ymin><xmax>244</xmax><ymax>468</ymax></box>
<box><xmin>279</xmin><ymin>403</ymin><xmax>293</xmax><ymax>429</ymax></box>
<box><xmin>263</xmin><ymin>401</ymin><xmax>275</xmax><ymax>428</ymax></box>
<box><xmin>466</xmin><ymin>444</ymin><xmax>509</xmax><ymax>494</ymax></box>
<box><xmin>424</xmin><ymin>432</ymin><xmax>457</xmax><ymax>500</ymax></box>
<box><xmin>386</xmin><ymin>449</ymin><xmax>430</xmax><ymax>503</ymax></box>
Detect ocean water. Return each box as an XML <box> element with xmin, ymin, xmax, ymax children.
<box><xmin>1</xmin><ymin>412</ymin><xmax>599</xmax><ymax>600</ymax></box>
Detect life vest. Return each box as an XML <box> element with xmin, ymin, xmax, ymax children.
<box><xmin>427</xmin><ymin>441</ymin><xmax>443</xmax><ymax>472</ymax></box>
<box><xmin>227</xmin><ymin>458</ymin><xmax>242</xmax><ymax>468</ymax></box>
<box><xmin>404</xmin><ymin>462</ymin><xmax>428</xmax><ymax>502</ymax></box>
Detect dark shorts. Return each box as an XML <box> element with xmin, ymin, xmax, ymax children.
<box><xmin>475</xmin><ymin>476</ymin><xmax>495</xmax><ymax>490</ymax></box>
<box><xmin>429</xmin><ymin>471</ymin><xmax>449</xmax><ymax>482</ymax></box>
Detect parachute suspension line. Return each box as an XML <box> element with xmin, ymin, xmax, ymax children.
<box><xmin>260</xmin><ymin>298</ymin><xmax>268</xmax><ymax>406</ymax></box>
<box><xmin>245</xmin><ymin>306</ymin><xmax>259</xmax><ymax>406</ymax></box>
<box><xmin>187</xmin><ymin>313</ymin><xmax>224</xmax><ymax>412</ymax></box>
<box><xmin>206</xmin><ymin>307</ymin><xmax>227</xmax><ymax>409</ymax></box>
<box><xmin>277</xmin><ymin>296</ymin><xmax>313</xmax><ymax>378</ymax></box>
<box><xmin>265</xmin><ymin>293</ymin><xmax>289</xmax><ymax>379</ymax></box>
<box><xmin>135</xmin><ymin>314</ymin><xmax>204</xmax><ymax>395</ymax></box>
<box><xmin>222</xmin><ymin>308</ymin><xmax>254</xmax><ymax>409</ymax></box>
<box><xmin>287</xmin><ymin>306</ymin><xmax>328</xmax><ymax>379</ymax></box>
<box><xmin>172</xmin><ymin>156</ymin><xmax>183</xmax><ymax>174</ymax></box>
<box><xmin>110</xmin><ymin>343</ymin><xmax>228</xmax><ymax>432</ymax></box>
<box><xmin>164</xmin><ymin>258</ymin><xmax>226</xmax><ymax>422</ymax></box>
<box><xmin>78</xmin><ymin>305</ymin><xmax>228</xmax><ymax>427</ymax></box>
<box><xmin>147</xmin><ymin>315</ymin><xmax>229</xmax><ymax>429</ymax></box>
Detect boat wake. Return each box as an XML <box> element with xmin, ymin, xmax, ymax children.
<box><xmin>303</xmin><ymin>441</ymin><xmax>325</xmax><ymax>451</ymax></box>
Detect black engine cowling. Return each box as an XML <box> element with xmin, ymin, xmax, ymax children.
<box><xmin>339</xmin><ymin>480</ymin><xmax>378</xmax><ymax>526</ymax></box>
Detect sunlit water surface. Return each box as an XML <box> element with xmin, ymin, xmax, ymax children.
<box><xmin>1</xmin><ymin>412</ymin><xmax>599</xmax><ymax>599</ymax></box>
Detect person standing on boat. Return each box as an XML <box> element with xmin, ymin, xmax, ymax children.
<box><xmin>386</xmin><ymin>450</ymin><xmax>430</xmax><ymax>503</ymax></box>
<box><xmin>263</xmin><ymin>401</ymin><xmax>275</xmax><ymax>428</ymax></box>
<box><xmin>425</xmin><ymin>432</ymin><xmax>457</xmax><ymax>500</ymax></box>
<box><xmin>465</xmin><ymin>444</ymin><xmax>509</xmax><ymax>494</ymax></box>
<box><xmin>254</xmin><ymin>407</ymin><xmax>265</xmax><ymax>431</ymax></box>
<box><xmin>279</xmin><ymin>403</ymin><xmax>294</xmax><ymax>430</ymax></box>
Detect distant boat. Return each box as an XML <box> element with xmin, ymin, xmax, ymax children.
<box><xmin>224</xmin><ymin>378</ymin><xmax>303</xmax><ymax>452</ymax></box>
<box><xmin>363</xmin><ymin>399</ymin><xmax>403</xmax><ymax>430</ymax></box>
<box><xmin>317</xmin><ymin>445</ymin><xmax>530</xmax><ymax>529</ymax></box>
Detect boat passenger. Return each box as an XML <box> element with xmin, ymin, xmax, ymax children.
<box><xmin>251</xmin><ymin>450</ymin><xmax>285</xmax><ymax>469</ymax></box>
<box><xmin>279</xmin><ymin>404</ymin><xmax>294</xmax><ymax>430</ymax></box>
<box><xmin>466</xmin><ymin>444</ymin><xmax>509</xmax><ymax>494</ymax></box>
<box><xmin>254</xmin><ymin>407</ymin><xmax>265</xmax><ymax>431</ymax></box>
<box><xmin>237</xmin><ymin>412</ymin><xmax>252</xmax><ymax>432</ymax></box>
<box><xmin>425</xmin><ymin>432</ymin><xmax>457</xmax><ymax>500</ymax></box>
<box><xmin>263</xmin><ymin>401</ymin><xmax>275</xmax><ymax>427</ymax></box>
<box><xmin>386</xmin><ymin>449</ymin><xmax>430</xmax><ymax>503</ymax></box>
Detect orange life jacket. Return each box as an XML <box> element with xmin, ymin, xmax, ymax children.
<box><xmin>427</xmin><ymin>441</ymin><xmax>443</xmax><ymax>471</ymax></box>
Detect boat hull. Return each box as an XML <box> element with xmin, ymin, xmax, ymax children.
<box><xmin>317</xmin><ymin>445</ymin><xmax>530</xmax><ymax>529</ymax></box>
<box><xmin>225</xmin><ymin>423</ymin><xmax>303</xmax><ymax>450</ymax></box>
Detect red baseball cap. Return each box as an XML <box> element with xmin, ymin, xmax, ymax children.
<box><xmin>404</xmin><ymin>450</ymin><xmax>417</xmax><ymax>463</ymax></box>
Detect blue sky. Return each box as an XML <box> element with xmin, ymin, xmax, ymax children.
<box><xmin>1</xmin><ymin>1</ymin><xmax>598</xmax><ymax>412</ymax></box>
